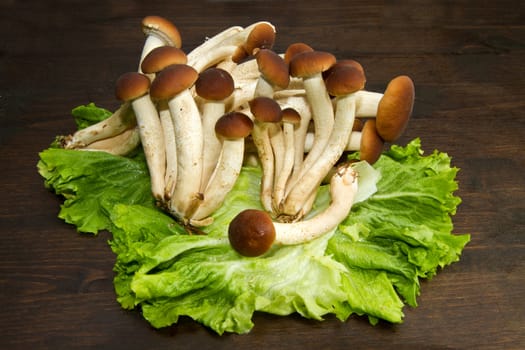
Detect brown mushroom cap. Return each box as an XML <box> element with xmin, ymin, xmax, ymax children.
<box><xmin>360</xmin><ymin>119</ymin><xmax>384</xmax><ymax>164</ymax></box>
<box><xmin>255</xmin><ymin>49</ymin><xmax>290</xmax><ymax>90</ymax></box>
<box><xmin>215</xmin><ymin>112</ymin><xmax>254</xmax><ymax>139</ymax></box>
<box><xmin>249</xmin><ymin>96</ymin><xmax>283</xmax><ymax>123</ymax></box>
<box><xmin>228</xmin><ymin>209</ymin><xmax>276</xmax><ymax>257</ymax></box>
<box><xmin>322</xmin><ymin>59</ymin><xmax>365</xmax><ymax>80</ymax></box>
<box><xmin>353</xmin><ymin>118</ymin><xmax>364</xmax><ymax>132</ymax></box>
<box><xmin>149</xmin><ymin>64</ymin><xmax>199</xmax><ymax>100</ymax></box>
<box><xmin>141</xmin><ymin>15</ymin><xmax>182</xmax><ymax>48</ymax></box>
<box><xmin>284</xmin><ymin>42</ymin><xmax>314</xmax><ymax>65</ymax></box>
<box><xmin>289</xmin><ymin>51</ymin><xmax>336</xmax><ymax>78</ymax></box>
<box><xmin>325</xmin><ymin>64</ymin><xmax>366</xmax><ymax>97</ymax></box>
<box><xmin>376</xmin><ymin>75</ymin><xmax>415</xmax><ymax>142</ymax></box>
<box><xmin>244</xmin><ymin>22</ymin><xmax>276</xmax><ymax>56</ymax></box>
<box><xmin>281</xmin><ymin>107</ymin><xmax>301</xmax><ymax>125</ymax></box>
<box><xmin>115</xmin><ymin>72</ymin><xmax>150</xmax><ymax>102</ymax></box>
<box><xmin>195</xmin><ymin>68</ymin><xmax>235</xmax><ymax>101</ymax></box>
<box><xmin>140</xmin><ymin>46</ymin><xmax>187</xmax><ymax>74</ymax></box>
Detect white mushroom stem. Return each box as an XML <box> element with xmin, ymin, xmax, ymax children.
<box><xmin>167</xmin><ymin>89</ymin><xmax>204</xmax><ymax>219</ymax></box>
<box><xmin>226</xmin><ymin>79</ymin><xmax>258</xmax><ymax>112</ymax></box>
<box><xmin>229</xmin><ymin>58</ymin><xmax>259</xmax><ymax>82</ymax></box>
<box><xmin>274</xmin><ymin>163</ymin><xmax>358</xmax><ymax>245</ymax></box>
<box><xmin>275</xmin><ymin>94</ymin><xmax>312</xmax><ymax>173</ymax></box>
<box><xmin>63</xmin><ymin>103</ymin><xmax>135</xmax><ymax>149</ymax></box>
<box><xmin>187</xmin><ymin>26</ymin><xmax>243</xmax><ymax>64</ymax></box>
<box><xmin>131</xmin><ymin>95</ymin><xmax>166</xmax><ymax>201</ymax></box>
<box><xmin>158</xmin><ymin>102</ymin><xmax>177</xmax><ymax>199</ymax></box>
<box><xmin>269</xmin><ymin>123</ymin><xmax>285</xmax><ymax>181</ymax></box>
<box><xmin>187</xmin><ymin>22</ymin><xmax>275</xmax><ymax>73</ymax></box>
<box><xmin>190</xmin><ymin>137</ymin><xmax>246</xmax><ymax>225</ymax></box>
<box><xmin>281</xmin><ymin>94</ymin><xmax>357</xmax><ymax>218</ymax></box>
<box><xmin>215</xmin><ymin>57</ymin><xmax>238</xmax><ymax>73</ymax></box>
<box><xmin>200</xmin><ymin>100</ymin><xmax>227</xmax><ymax>190</ymax></box>
<box><xmin>355</xmin><ymin>90</ymin><xmax>383</xmax><ymax>117</ymax></box>
<box><xmin>139</xmin><ymin>35</ymin><xmax>166</xmax><ymax>72</ymax></box>
<box><xmin>275</xmin><ymin>88</ymin><xmax>384</xmax><ymax>118</ymax></box>
<box><xmin>190</xmin><ymin>44</ymin><xmax>245</xmax><ymax>73</ymax></box>
<box><xmin>251</xmin><ymin>123</ymin><xmax>275</xmax><ymax>212</ymax></box>
<box><xmin>282</xmin><ymin>74</ymin><xmax>334</xmax><ymax>195</ymax></box>
<box><xmin>80</xmin><ymin>126</ymin><xmax>140</xmax><ymax>156</ymax></box>
<box><xmin>304</xmin><ymin>130</ymin><xmax>362</xmax><ymax>152</ymax></box>
<box><xmin>272</xmin><ymin>120</ymin><xmax>296</xmax><ymax>211</ymax></box>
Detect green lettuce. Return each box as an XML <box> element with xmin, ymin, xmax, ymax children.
<box><xmin>37</xmin><ymin>104</ymin><xmax>469</xmax><ymax>334</ymax></box>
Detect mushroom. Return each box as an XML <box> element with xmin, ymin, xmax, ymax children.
<box><xmin>284</xmin><ymin>51</ymin><xmax>336</xmax><ymax>193</ymax></box>
<box><xmin>150</xmin><ymin>64</ymin><xmax>202</xmax><ymax>220</ymax></box>
<box><xmin>242</xmin><ymin>22</ymin><xmax>276</xmax><ymax>57</ymax></box>
<box><xmin>140</xmin><ymin>46</ymin><xmax>187</xmax><ymax>77</ymax></box>
<box><xmin>253</xmin><ymin>48</ymin><xmax>290</xmax><ymax>97</ymax></box>
<box><xmin>304</xmin><ymin>129</ymin><xmax>362</xmax><ymax>153</ymax></box>
<box><xmin>248</xmin><ymin>96</ymin><xmax>283</xmax><ymax>213</ymax></box>
<box><xmin>376</xmin><ymin>75</ymin><xmax>415</xmax><ymax>142</ymax></box>
<box><xmin>115</xmin><ymin>72</ymin><xmax>166</xmax><ymax>201</ymax></box>
<box><xmin>187</xmin><ymin>21</ymin><xmax>275</xmax><ymax>73</ymax></box>
<box><xmin>190</xmin><ymin>112</ymin><xmax>254</xmax><ymax>225</ymax></box>
<box><xmin>80</xmin><ymin>126</ymin><xmax>140</xmax><ymax>156</ymax></box>
<box><xmin>228</xmin><ymin>161</ymin><xmax>358</xmax><ymax>257</ymax></box>
<box><xmin>141</xmin><ymin>46</ymin><xmax>189</xmax><ymax>198</ymax></box>
<box><xmin>283</xmin><ymin>42</ymin><xmax>314</xmax><ymax>65</ymax></box>
<box><xmin>272</xmin><ymin>107</ymin><xmax>301</xmax><ymax>211</ymax></box>
<box><xmin>64</xmin><ymin>20</ymin><xmax>181</xmax><ymax>150</ymax></box>
<box><xmin>139</xmin><ymin>16</ymin><xmax>182</xmax><ymax>72</ymax></box>
<box><xmin>359</xmin><ymin>119</ymin><xmax>385</xmax><ymax>164</ymax></box>
<box><xmin>273</xmin><ymin>91</ymin><xmax>313</xmax><ymax>174</ymax></box>
<box><xmin>62</xmin><ymin>102</ymin><xmax>136</xmax><ymax>149</ymax></box>
<box><xmin>194</xmin><ymin>68</ymin><xmax>236</xmax><ymax>190</ymax></box>
<box><xmin>281</xmin><ymin>63</ymin><xmax>366</xmax><ymax>218</ymax></box>
<box><xmin>187</xmin><ymin>25</ymin><xmax>243</xmax><ymax>64</ymax></box>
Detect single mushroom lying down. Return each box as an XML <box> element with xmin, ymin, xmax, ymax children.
<box><xmin>228</xmin><ymin>161</ymin><xmax>358</xmax><ymax>257</ymax></box>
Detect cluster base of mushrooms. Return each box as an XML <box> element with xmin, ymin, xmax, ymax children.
<box><xmin>60</xmin><ymin>16</ymin><xmax>415</xmax><ymax>257</ymax></box>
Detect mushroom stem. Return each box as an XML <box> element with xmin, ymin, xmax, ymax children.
<box><xmin>158</xmin><ymin>102</ymin><xmax>177</xmax><ymax>199</ymax></box>
<box><xmin>186</xmin><ymin>25</ymin><xmax>243</xmax><ymax>64</ymax></box>
<box><xmin>281</xmin><ymin>94</ymin><xmax>357</xmax><ymax>218</ymax></box>
<box><xmin>62</xmin><ymin>103</ymin><xmax>135</xmax><ymax>149</ymax></box>
<box><xmin>190</xmin><ymin>139</ymin><xmax>245</xmax><ymax>224</ymax></box>
<box><xmin>187</xmin><ymin>21</ymin><xmax>275</xmax><ymax>73</ymax></box>
<box><xmin>251</xmin><ymin>123</ymin><xmax>275</xmax><ymax>212</ymax></box>
<box><xmin>355</xmin><ymin>90</ymin><xmax>383</xmax><ymax>117</ymax></box>
<box><xmin>131</xmin><ymin>94</ymin><xmax>166</xmax><ymax>201</ymax></box>
<box><xmin>304</xmin><ymin>130</ymin><xmax>362</xmax><ymax>153</ymax></box>
<box><xmin>80</xmin><ymin>126</ymin><xmax>140</xmax><ymax>156</ymax></box>
<box><xmin>150</xmin><ymin>64</ymin><xmax>202</xmax><ymax>220</ymax></box>
<box><xmin>249</xmin><ymin>97</ymin><xmax>283</xmax><ymax>213</ymax></box>
<box><xmin>190</xmin><ymin>112</ymin><xmax>253</xmax><ymax>225</ymax></box>
<box><xmin>274</xmin><ymin>163</ymin><xmax>358</xmax><ymax>245</ymax></box>
<box><xmin>167</xmin><ymin>88</ymin><xmax>204</xmax><ymax>218</ymax></box>
<box><xmin>115</xmin><ymin>72</ymin><xmax>166</xmax><ymax>201</ymax></box>
<box><xmin>272</xmin><ymin>108</ymin><xmax>301</xmax><ymax>212</ymax></box>
<box><xmin>284</xmin><ymin>51</ymin><xmax>337</xmax><ymax>195</ymax></box>
<box><xmin>228</xmin><ymin>162</ymin><xmax>358</xmax><ymax>257</ymax></box>
<box><xmin>274</xmin><ymin>93</ymin><xmax>312</xmax><ymax>175</ymax></box>
<box><xmin>139</xmin><ymin>16</ymin><xmax>182</xmax><ymax>72</ymax></box>
<box><xmin>195</xmin><ymin>68</ymin><xmax>235</xmax><ymax>191</ymax></box>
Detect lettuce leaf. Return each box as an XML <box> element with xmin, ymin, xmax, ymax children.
<box><xmin>37</xmin><ymin>105</ymin><xmax>469</xmax><ymax>334</ymax></box>
<box><xmin>38</xmin><ymin>149</ymin><xmax>155</xmax><ymax>233</ymax></box>
<box><xmin>71</xmin><ymin>103</ymin><xmax>113</xmax><ymax>130</ymax></box>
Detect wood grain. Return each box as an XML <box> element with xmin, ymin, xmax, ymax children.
<box><xmin>1</xmin><ymin>1</ymin><xmax>524</xmax><ymax>349</ymax></box>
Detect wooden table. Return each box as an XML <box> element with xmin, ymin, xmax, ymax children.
<box><xmin>1</xmin><ymin>1</ymin><xmax>523</xmax><ymax>349</ymax></box>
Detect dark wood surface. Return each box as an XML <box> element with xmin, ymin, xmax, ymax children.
<box><xmin>1</xmin><ymin>1</ymin><xmax>524</xmax><ymax>349</ymax></box>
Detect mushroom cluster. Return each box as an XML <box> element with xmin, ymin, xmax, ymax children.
<box><xmin>59</xmin><ymin>16</ymin><xmax>415</xmax><ymax>256</ymax></box>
